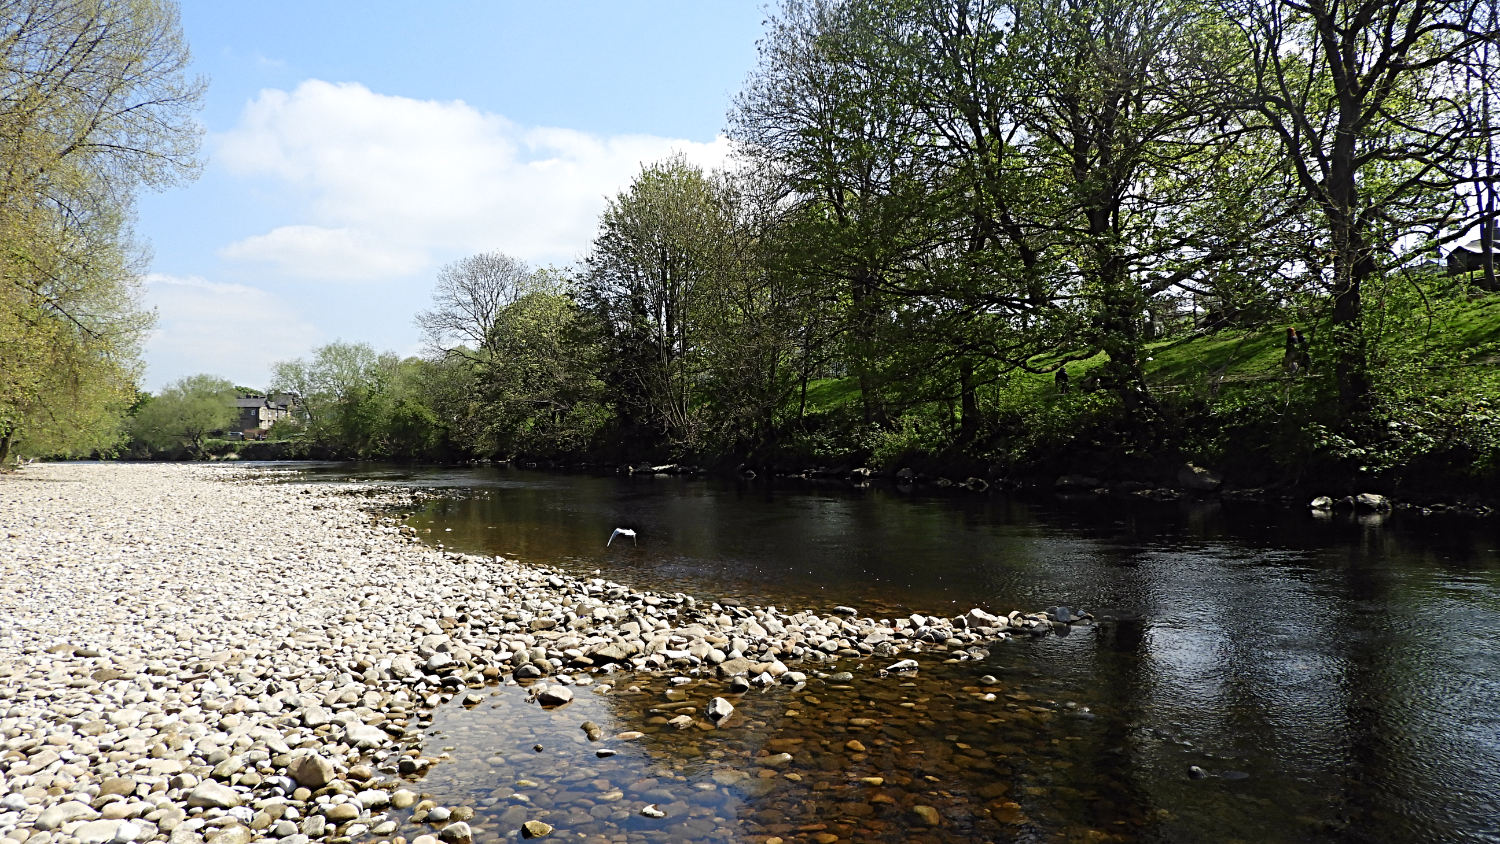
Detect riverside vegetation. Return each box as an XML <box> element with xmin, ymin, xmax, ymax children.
<box><xmin>106</xmin><ymin>0</ymin><xmax>1499</xmax><ymax>503</ymax></box>
<box><xmin>0</xmin><ymin>463</ymin><xmax>1074</xmax><ymax>844</ymax></box>
<box><xmin>2</xmin><ymin>0</ymin><xmax>1498</xmax><ymax>504</ymax></box>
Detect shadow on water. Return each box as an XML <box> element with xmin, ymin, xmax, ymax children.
<box><xmin>294</xmin><ymin>463</ymin><xmax>1500</xmax><ymax>843</ymax></box>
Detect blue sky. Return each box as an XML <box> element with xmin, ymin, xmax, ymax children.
<box><xmin>136</xmin><ymin>1</ymin><xmax>764</xmax><ymax>390</ymax></box>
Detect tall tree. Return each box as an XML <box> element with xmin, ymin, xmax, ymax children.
<box><xmin>579</xmin><ymin>155</ymin><xmax>748</xmax><ymax>451</ymax></box>
<box><xmin>730</xmin><ymin>0</ymin><xmax>940</xmax><ymax>426</ymax></box>
<box><xmin>1001</xmin><ymin>0</ymin><xmax>1239</xmax><ymax>410</ymax></box>
<box><xmin>1220</xmin><ymin>0</ymin><xmax>1498</xmax><ymax>415</ymax></box>
<box><xmin>0</xmin><ymin>0</ymin><xmax>204</xmax><ymax>460</ymax></box>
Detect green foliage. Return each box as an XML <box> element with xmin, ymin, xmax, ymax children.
<box><xmin>0</xmin><ymin>0</ymin><xmax>204</xmax><ymax>463</ymax></box>
<box><xmin>127</xmin><ymin>374</ymin><xmax>237</xmax><ymax>457</ymax></box>
<box><xmin>270</xmin><ymin>343</ymin><xmax>453</xmax><ymax>460</ymax></box>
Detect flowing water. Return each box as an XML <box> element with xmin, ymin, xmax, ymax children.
<box><xmin>297</xmin><ymin>464</ymin><xmax>1500</xmax><ymax>843</ymax></box>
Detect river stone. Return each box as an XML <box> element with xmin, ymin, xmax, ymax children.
<box><xmin>521</xmin><ymin>820</ymin><xmax>552</xmax><ymax>838</ymax></box>
<box><xmin>438</xmin><ymin>822</ymin><xmax>471</xmax><ymax>844</ymax></box>
<box><xmin>74</xmin><ymin>820</ymin><xmax>126</xmax><ymax>844</ymax></box>
<box><xmin>324</xmin><ymin>803</ymin><xmax>359</xmax><ymax>823</ymax></box>
<box><xmin>427</xmin><ymin>807</ymin><xmax>451</xmax><ymax>823</ymax></box>
<box><xmin>37</xmin><ymin>801</ymin><xmax>98</xmax><ymax>829</ymax></box>
<box><xmin>187</xmin><ymin>781</ymin><xmax>242</xmax><ymax>810</ymax></box>
<box><xmin>580</xmin><ymin>721</ymin><xmax>603</xmax><ymax>740</ymax></box>
<box><xmin>963</xmin><ymin>608</ymin><xmax>1001</xmax><ymax>628</ymax></box>
<box><xmin>301</xmin><ymin>816</ymin><xmax>326</xmax><ymax>837</ymax></box>
<box><xmin>99</xmin><ymin>777</ymin><xmax>137</xmax><ymax>797</ymax></box>
<box><xmin>591</xmin><ymin>644</ymin><xmax>630</xmax><ymax>663</ymax></box>
<box><xmin>912</xmin><ymin>805</ymin><xmax>941</xmax><ymax>826</ymax></box>
<box><xmin>1355</xmin><ymin>493</ymin><xmax>1391</xmax><ymax>512</ymax></box>
<box><xmin>345</xmin><ymin>723</ymin><xmax>388</xmax><ymax>749</ymax></box>
<box><xmin>1177</xmin><ymin>462</ymin><xmax>1222</xmax><ymax>491</ymax></box>
<box><xmin>288</xmin><ymin>755</ymin><xmax>336</xmax><ymax>789</ymax></box>
<box><xmin>537</xmin><ymin>686</ymin><xmax>573</xmax><ymax>706</ymax></box>
<box><xmin>300</xmin><ymin>705</ymin><xmax>331</xmax><ymax>728</ymax></box>
<box><xmin>391</xmin><ymin>790</ymin><xmax>418</xmax><ymax>809</ymax></box>
<box><xmin>206</xmin><ymin>827</ymin><xmax>252</xmax><ymax>844</ymax></box>
<box><xmin>705</xmin><ymin>697</ymin><xmax>734</xmax><ymax>721</ymax></box>
<box><xmin>716</xmin><ymin>657</ymin><xmax>754</xmax><ymax>677</ymax></box>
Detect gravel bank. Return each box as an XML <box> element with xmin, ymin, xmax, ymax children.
<box><xmin>0</xmin><ymin>463</ymin><xmax>1064</xmax><ymax>844</ymax></box>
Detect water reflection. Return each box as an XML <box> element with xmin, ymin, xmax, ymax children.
<box><xmin>293</xmin><ymin>464</ymin><xmax>1500</xmax><ymax>842</ymax></box>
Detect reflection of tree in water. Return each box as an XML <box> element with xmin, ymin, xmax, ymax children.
<box><xmin>333</xmin><ymin>464</ymin><xmax>1500</xmax><ymax>842</ymax></box>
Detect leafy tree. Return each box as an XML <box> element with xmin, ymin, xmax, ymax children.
<box><xmin>579</xmin><ymin>155</ymin><xmax>751</xmax><ymax>451</ymax></box>
<box><xmin>271</xmin><ymin>341</ymin><xmax>396</xmax><ymax>454</ymax></box>
<box><xmin>271</xmin><ymin>342</ymin><xmax>455</xmax><ymax>459</ymax></box>
<box><xmin>127</xmin><ymin>374</ymin><xmax>236</xmax><ymax>457</ymax></box>
<box><xmin>730</xmin><ymin>0</ymin><xmax>940</xmax><ymax>426</ymax></box>
<box><xmin>0</xmin><ymin>0</ymin><xmax>204</xmax><ymax>462</ymax></box>
<box><xmin>1219</xmin><ymin>0</ymin><xmax>1498</xmax><ymax>416</ymax></box>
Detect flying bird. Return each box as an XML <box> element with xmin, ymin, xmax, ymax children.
<box><xmin>608</xmin><ymin>528</ymin><xmax>637</xmax><ymax>547</ymax></box>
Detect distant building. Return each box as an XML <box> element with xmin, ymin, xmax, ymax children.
<box><xmin>1446</xmin><ymin>225</ymin><xmax>1495</xmax><ymax>284</ymax></box>
<box><xmin>234</xmin><ymin>394</ymin><xmax>298</xmax><ymax>433</ymax></box>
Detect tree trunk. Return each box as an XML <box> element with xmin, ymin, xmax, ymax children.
<box><xmin>1326</xmin><ymin>121</ymin><xmax>1373</xmax><ymax>418</ymax></box>
<box><xmin>1329</xmin><ymin>231</ymin><xmax>1375</xmax><ymax>417</ymax></box>
<box><xmin>959</xmin><ymin>359</ymin><xmax>978</xmax><ymax>443</ymax></box>
<box><xmin>850</xmin><ymin>270</ymin><xmax>887</xmax><ymax>426</ymax></box>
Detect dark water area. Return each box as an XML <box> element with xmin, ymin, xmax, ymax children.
<box><xmin>297</xmin><ymin>464</ymin><xmax>1500</xmax><ymax>843</ymax></box>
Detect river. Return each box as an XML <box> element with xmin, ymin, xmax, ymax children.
<box><xmin>299</xmin><ymin>464</ymin><xmax>1500</xmax><ymax>844</ymax></box>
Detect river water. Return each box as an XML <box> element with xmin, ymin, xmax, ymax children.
<box><xmin>300</xmin><ymin>464</ymin><xmax>1500</xmax><ymax>844</ymax></box>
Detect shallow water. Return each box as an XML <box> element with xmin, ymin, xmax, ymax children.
<box><xmin>298</xmin><ymin>464</ymin><xmax>1500</xmax><ymax>843</ymax></box>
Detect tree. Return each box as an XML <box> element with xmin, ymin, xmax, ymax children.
<box><xmin>1220</xmin><ymin>0</ymin><xmax>1498</xmax><ymax>416</ymax></box>
<box><xmin>473</xmin><ymin>289</ymin><xmax>610</xmax><ymax>456</ymax></box>
<box><xmin>0</xmin><ymin>0</ymin><xmax>205</xmax><ymax>461</ymax></box>
<box><xmin>415</xmin><ymin>251</ymin><xmax>562</xmax><ymax>361</ymax></box>
<box><xmin>271</xmin><ymin>341</ymin><xmax>396</xmax><ymax>453</ymax></box>
<box><xmin>127</xmin><ymin>374</ymin><xmax>236</xmax><ymax>456</ymax></box>
<box><xmin>730</xmin><ymin>0</ymin><xmax>940</xmax><ymax>427</ymax></box>
<box><xmin>579</xmin><ymin>155</ymin><xmax>750</xmax><ymax>451</ymax></box>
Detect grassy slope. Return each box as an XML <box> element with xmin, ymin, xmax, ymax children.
<box><xmin>797</xmin><ymin>293</ymin><xmax>1500</xmax><ymax>416</ymax></box>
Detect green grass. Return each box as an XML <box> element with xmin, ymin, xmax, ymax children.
<box><xmin>801</xmin><ymin>376</ymin><xmax>864</xmax><ymax>414</ymax></box>
<box><xmin>790</xmin><ymin>291</ymin><xmax>1500</xmax><ymax>414</ymax></box>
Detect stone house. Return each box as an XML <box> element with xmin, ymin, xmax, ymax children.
<box><xmin>234</xmin><ymin>394</ymin><xmax>298</xmax><ymax>433</ymax></box>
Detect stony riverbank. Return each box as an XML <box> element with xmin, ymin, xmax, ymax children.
<box><xmin>0</xmin><ymin>464</ymin><xmax>1075</xmax><ymax>844</ymax></box>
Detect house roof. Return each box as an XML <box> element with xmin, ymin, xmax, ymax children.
<box><xmin>235</xmin><ymin>394</ymin><xmax>297</xmax><ymax>409</ymax></box>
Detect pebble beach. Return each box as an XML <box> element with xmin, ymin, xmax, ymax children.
<box><xmin>0</xmin><ymin>463</ymin><xmax>1062</xmax><ymax>844</ymax></box>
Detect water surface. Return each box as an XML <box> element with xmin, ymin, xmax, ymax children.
<box><xmin>300</xmin><ymin>464</ymin><xmax>1500</xmax><ymax>843</ymax></box>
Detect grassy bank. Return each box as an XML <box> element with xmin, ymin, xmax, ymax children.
<box><xmin>781</xmin><ymin>290</ymin><xmax>1500</xmax><ymax>501</ymax></box>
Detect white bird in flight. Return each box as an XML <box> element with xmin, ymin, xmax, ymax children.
<box><xmin>607</xmin><ymin>528</ymin><xmax>637</xmax><ymax>547</ymax></box>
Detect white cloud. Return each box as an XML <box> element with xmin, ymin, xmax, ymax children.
<box><xmin>215</xmin><ymin>79</ymin><xmax>734</xmax><ymax>279</ymax></box>
<box><xmin>142</xmin><ymin>274</ymin><xmax>321</xmax><ymax>390</ymax></box>
<box><xmin>219</xmin><ymin>225</ymin><xmax>427</xmax><ymax>280</ymax></box>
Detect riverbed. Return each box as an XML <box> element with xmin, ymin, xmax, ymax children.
<box><xmin>301</xmin><ymin>463</ymin><xmax>1500</xmax><ymax>844</ymax></box>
